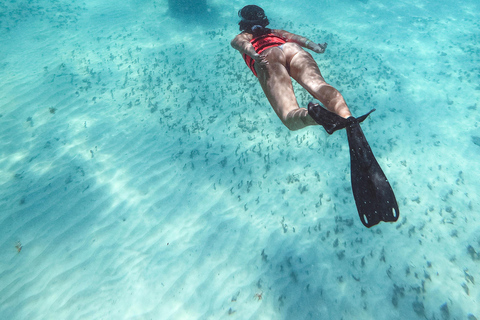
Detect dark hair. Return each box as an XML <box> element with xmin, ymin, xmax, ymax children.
<box><xmin>238</xmin><ymin>5</ymin><xmax>270</xmax><ymax>37</ymax></box>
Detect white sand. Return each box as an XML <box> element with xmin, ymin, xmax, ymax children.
<box><xmin>0</xmin><ymin>0</ymin><xmax>479</xmax><ymax>319</ymax></box>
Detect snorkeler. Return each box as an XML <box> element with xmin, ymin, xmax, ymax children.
<box><xmin>231</xmin><ymin>5</ymin><xmax>399</xmax><ymax>227</ymax></box>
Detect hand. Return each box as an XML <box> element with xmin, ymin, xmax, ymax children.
<box><xmin>254</xmin><ymin>53</ymin><xmax>269</xmax><ymax>67</ymax></box>
<box><xmin>312</xmin><ymin>42</ymin><xmax>328</xmax><ymax>54</ymax></box>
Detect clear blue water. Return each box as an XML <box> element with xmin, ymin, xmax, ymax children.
<box><xmin>0</xmin><ymin>0</ymin><xmax>479</xmax><ymax>319</ymax></box>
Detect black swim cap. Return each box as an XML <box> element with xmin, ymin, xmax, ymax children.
<box><xmin>238</xmin><ymin>5</ymin><xmax>269</xmax><ymax>33</ymax></box>
<box><xmin>238</xmin><ymin>5</ymin><xmax>266</xmax><ymax>22</ymax></box>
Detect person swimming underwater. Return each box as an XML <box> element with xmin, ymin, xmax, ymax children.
<box><xmin>231</xmin><ymin>4</ymin><xmax>353</xmax><ymax>131</ymax></box>
<box><xmin>230</xmin><ymin>5</ymin><xmax>400</xmax><ymax>228</ymax></box>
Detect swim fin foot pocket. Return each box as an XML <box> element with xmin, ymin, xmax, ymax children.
<box><xmin>308</xmin><ymin>102</ymin><xmax>400</xmax><ymax>228</ymax></box>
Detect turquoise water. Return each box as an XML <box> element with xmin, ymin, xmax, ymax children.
<box><xmin>0</xmin><ymin>0</ymin><xmax>479</xmax><ymax>319</ymax></box>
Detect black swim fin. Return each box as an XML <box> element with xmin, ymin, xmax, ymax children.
<box><xmin>308</xmin><ymin>102</ymin><xmax>375</xmax><ymax>134</ymax></box>
<box><xmin>308</xmin><ymin>102</ymin><xmax>399</xmax><ymax>228</ymax></box>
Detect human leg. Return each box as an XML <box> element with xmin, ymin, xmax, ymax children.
<box><xmin>284</xmin><ymin>43</ymin><xmax>352</xmax><ymax>118</ymax></box>
<box><xmin>255</xmin><ymin>47</ymin><xmax>317</xmax><ymax>130</ymax></box>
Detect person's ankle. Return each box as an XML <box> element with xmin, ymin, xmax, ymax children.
<box><xmin>340</xmin><ymin>111</ymin><xmax>353</xmax><ymax>119</ymax></box>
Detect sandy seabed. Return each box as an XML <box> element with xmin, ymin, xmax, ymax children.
<box><xmin>0</xmin><ymin>0</ymin><xmax>479</xmax><ymax>319</ymax></box>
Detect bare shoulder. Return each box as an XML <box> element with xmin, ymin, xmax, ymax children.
<box><xmin>271</xmin><ymin>29</ymin><xmax>283</xmax><ymax>36</ymax></box>
<box><xmin>232</xmin><ymin>32</ymin><xmax>253</xmax><ymax>42</ymax></box>
<box><xmin>231</xmin><ymin>32</ymin><xmax>254</xmax><ymax>51</ymax></box>
<box><xmin>271</xmin><ymin>29</ymin><xmax>292</xmax><ymax>38</ymax></box>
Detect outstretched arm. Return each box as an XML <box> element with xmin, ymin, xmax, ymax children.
<box><xmin>272</xmin><ymin>29</ymin><xmax>327</xmax><ymax>53</ymax></box>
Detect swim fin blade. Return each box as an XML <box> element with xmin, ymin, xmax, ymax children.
<box><xmin>346</xmin><ymin>118</ymin><xmax>399</xmax><ymax>228</ymax></box>
<box><xmin>308</xmin><ymin>102</ymin><xmax>399</xmax><ymax>227</ymax></box>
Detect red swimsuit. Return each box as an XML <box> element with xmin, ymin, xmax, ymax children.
<box><xmin>242</xmin><ymin>33</ymin><xmax>286</xmax><ymax>77</ymax></box>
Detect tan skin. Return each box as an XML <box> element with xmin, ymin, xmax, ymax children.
<box><xmin>231</xmin><ymin>29</ymin><xmax>352</xmax><ymax>131</ymax></box>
